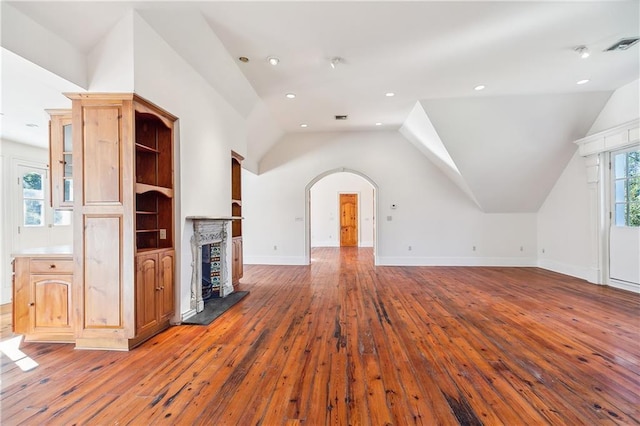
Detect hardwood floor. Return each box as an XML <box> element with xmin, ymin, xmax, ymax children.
<box><xmin>1</xmin><ymin>247</ymin><xmax>639</xmax><ymax>425</ymax></box>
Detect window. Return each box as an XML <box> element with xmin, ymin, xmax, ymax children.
<box><xmin>22</xmin><ymin>172</ymin><xmax>44</xmax><ymax>227</ymax></box>
<box><xmin>613</xmin><ymin>149</ymin><xmax>640</xmax><ymax>227</ymax></box>
<box><xmin>54</xmin><ymin>209</ymin><xmax>72</xmax><ymax>226</ymax></box>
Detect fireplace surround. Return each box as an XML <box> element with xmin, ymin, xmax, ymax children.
<box><xmin>187</xmin><ymin>217</ymin><xmax>236</xmax><ymax>313</ymax></box>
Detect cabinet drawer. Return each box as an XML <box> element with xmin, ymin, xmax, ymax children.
<box><xmin>30</xmin><ymin>258</ymin><xmax>74</xmax><ymax>274</ymax></box>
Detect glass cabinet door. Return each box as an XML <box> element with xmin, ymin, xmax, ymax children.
<box><xmin>48</xmin><ymin>110</ymin><xmax>73</xmax><ymax>209</ymax></box>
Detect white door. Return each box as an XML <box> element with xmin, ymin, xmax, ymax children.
<box><xmin>15</xmin><ymin>164</ymin><xmax>73</xmax><ymax>252</ymax></box>
<box><xmin>609</xmin><ymin>148</ymin><xmax>640</xmax><ymax>288</ymax></box>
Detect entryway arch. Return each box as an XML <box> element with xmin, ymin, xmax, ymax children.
<box><xmin>304</xmin><ymin>168</ymin><xmax>379</xmax><ymax>265</ymax></box>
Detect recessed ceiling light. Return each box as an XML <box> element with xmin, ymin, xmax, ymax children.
<box><xmin>285</xmin><ymin>93</ymin><xmax>296</xmax><ymax>99</ymax></box>
<box><xmin>330</xmin><ymin>57</ymin><xmax>342</xmax><ymax>69</ymax></box>
<box><xmin>385</xmin><ymin>92</ymin><xmax>395</xmax><ymax>97</ymax></box>
<box><xmin>300</xmin><ymin>124</ymin><xmax>308</xmax><ymax>128</ymax></box>
<box><xmin>238</xmin><ymin>56</ymin><xmax>249</xmax><ymax>63</ymax></box>
<box><xmin>25</xmin><ymin>123</ymin><xmax>39</xmax><ymax>128</ymax></box>
<box><xmin>267</xmin><ymin>56</ymin><xmax>280</xmax><ymax>66</ymax></box>
<box><xmin>375</xmin><ymin>122</ymin><xmax>382</xmax><ymax>126</ymax></box>
<box><xmin>474</xmin><ymin>85</ymin><xmax>486</xmax><ymax>91</ymax></box>
<box><xmin>576</xmin><ymin>79</ymin><xmax>590</xmax><ymax>85</ymax></box>
<box><xmin>574</xmin><ymin>46</ymin><xmax>590</xmax><ymax>59</ymax></box>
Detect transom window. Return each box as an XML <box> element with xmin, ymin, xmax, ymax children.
<box><xmin>613</xmin><ymin>148</ymin><xmax>640</xmax><ymax>227</ymax></box>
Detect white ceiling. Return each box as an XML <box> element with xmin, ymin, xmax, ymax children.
<box><xmin>2</xmin><ymin>1</ymin><xmax>639</xmax><ymax>212</ymax></box>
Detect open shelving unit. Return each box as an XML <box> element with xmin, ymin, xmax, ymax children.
<box><xmin>231</xmin><ymin>152</ymin><xmax>244</xmax><ymax>284</ymax></box>
<box><xmin>135</xmin><ymin>112</ymin><xmax>173</xmax><ymax>252</ymax></box>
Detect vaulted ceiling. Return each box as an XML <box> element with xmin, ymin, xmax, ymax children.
<box><xmin>2</xmin><ymin>1</ymin><xmax>638</xmax><ymax>212</ymax></box>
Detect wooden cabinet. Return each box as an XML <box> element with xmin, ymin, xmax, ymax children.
<box><xmin>13</xmin><ymin>255</ymin><xmax>74</xmax><ymax>342</ymax></box>
<box><xmin>47</xmin><ymin>109</ymin><xmax>73</xmax><ymax>209</ymax></box>
<box><xmin>68</xmin><ymin>93</ymin><xmax>176</xmax><ymax>350</ymax></box>
<box><xmin>135</xmin><ymin>249</ymin><xmax>174</xmax><ymax>336</ymax></box>
<box><xmin>231</xmin><ymin>152</ymin><xmax>243</xmax><ymax>285</ymax></box>
<box><xmin>232</xmin><ymin>237</ymin><xmax>243</xmax><ymax>284</ymax></box>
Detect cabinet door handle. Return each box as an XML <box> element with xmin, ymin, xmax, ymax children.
<box><xmin>29</xmin><ymin>302</ymin><xmax>35</xmax><ymax>306</ymax></box>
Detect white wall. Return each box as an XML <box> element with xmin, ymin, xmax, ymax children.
<box><xmin>537</xmin><ymin>152</ymin><xmax>593</xmax><ymax>280</ymax></box>
<box><xmin>537</xmin><ymin>79</ymin><xmax>640</xmax><ymax>283</ymax></box>
<box><xmin>310</xmin><ymin>172</ymin><xmax>374</xmax><ymax>247</ymax></box>
<box><xmin>588</xmin><ymin>79</ymin><xmax>639</xmax><ymax>135</ymax></box>
<box><xmin>132</xmin><ymin>13</ymin><xmax>248</xmax><ymax>318</ymax></box>
<box><xmin>243</xmin><ymin>131</ymin><xmax>537</xmax><ymax>266</ymax></box>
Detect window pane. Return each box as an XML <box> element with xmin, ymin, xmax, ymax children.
<box><xmin>628</xmin><ymin>151</ymin><xmax>639</xmax><ymax>177</ymax></box>
<box><xmin>63</xmin><ymin>124</ymin><xmax>72</xmax><ymax>152</ymax></box>
<box><xmin>22</xmin><ymin>172</ymin><xmax>43</xmax><ymax>199</ymax></box>
<box><xmin>63</xmin><ymin>154</ymin><xmax>73</xmax><ymax>177</ymax></box>
<box><xmin>615</xmin><ymin>180</ymin><xmax>626</xmax><ymax>202</ymax></box>
<box><xmin>629</xmin><ymin>202</ymin><xmax>640</xmax><ymax>227</ymax></box>
<box><xmin>54</xmin><ymin>210</ymin><xmax>72</xmax><ymax>226</ymax></box>
<box><xmin>615</xmin><ymin>203</ymin><xmax>626</xmax><ymax>226</ymax></box>
<box><xmin>614</xmin><ymin>153</ymin><xmax>627</xmax><ymax>179</ymax></box>
<box><xmin>64</xmin><ymin>179</ymin><xmax>73</xmax><ymax>202</ymax></box>
<box><xmin>24</xmin><ymin>200</ymin><xmax>43</xmax><ymax>226</ymax></box>
<box><xmin>629</xmin><ymin>177</ymin><xmax>640</xmax><ymax>203</ymax></box>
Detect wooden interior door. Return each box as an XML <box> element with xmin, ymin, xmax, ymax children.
<box><xmin>340</xmin><ymin>193</ymin><xmax>358</xmax><ymax>247</ymax></box>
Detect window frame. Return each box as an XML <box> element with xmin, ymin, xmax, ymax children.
<box><xmin>611</xmin><ymin>146</ymin><xmax>640</xmax><ymax>228</ymax></box>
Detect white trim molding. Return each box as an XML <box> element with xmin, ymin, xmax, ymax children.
<box><xmin>574</xmin><ymin>118</ymin><xmax>640</xmax><ymax>287</ymax></box>
<box><xmin>377</xmin><ymin>256</ymin><xmax>537</xmax><ymax>267</ymax></box>
<box><xmin>244</xmin><ymin>256</ymin><xmax>307</xmax><ymax>265</ymax></box>
<box><xmin>575</xmin><ymin>118</ymin><xmax>639</xmax><ymax>156</ymax></box>
<box><xmin>537</xmin><ymin>259</ymin><xmax>599</xmax><ymax>284</ymax></box>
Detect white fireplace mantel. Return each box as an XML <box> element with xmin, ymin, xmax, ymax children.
<box><xmin>187</xmin><ymin>216</ymin><xmax>241</xmax><ymax>314</ymax></box>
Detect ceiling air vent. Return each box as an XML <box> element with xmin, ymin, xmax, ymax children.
<box><xmin>335</xmin><ymin>115</ymin><xmax>348</xmax><ymax>120</ymax></box>
<box><xmin>605</xmin><ymin>37</ymin><xmax>639</xmax><ymax>52</ymax></box>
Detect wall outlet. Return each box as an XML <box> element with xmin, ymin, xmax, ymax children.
<box><xmin>408</xmin><ymin>245</ymin><xmax>412</xmax><ymax>251</ymax></box>
<box><xmin>273</xmin><ymin>245</ymin><xmax>277</xmax><ymax>251</ymax></box>
<box><xmin>159</xmin><ymin>229</ymin><xmax>166</xmax><ymax>240</ymax></box>
<box><xmin>387</xmin><ymin>216</ymin><xmax>392</xmax><ymax>221</ymax></box>
<box><xmin>472</xmin><ymin>245</ymin><xmax>476</xmax><ymax>251</ymax></box>
<box><xmin>520</xmin><ymin>246</ymin><xmax>524</xmax><ymax>252</ymax></box>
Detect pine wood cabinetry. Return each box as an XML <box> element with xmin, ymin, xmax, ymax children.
<box><xmin>13</xmin><ymin>253</ymin><xmax>74</xmax><ymax>342</ymax></box>
<box><xmin>68</xmin><ymin>93</ymin><xmax>176</xmax><ymax>350</ymax></box>
<box><xmin>47</xmin><ymin>109</ymin><xmax>73</xmax><ymax>209</ymax></box>
<box><xmin>231</xmin><ymin>152</ymin><xmax>243</xmax><ymax>285</ymax></box>
<box><xmin>135</xmin><ymin>249</ymin><xmax>174</xmax><ymax>335</ymax></box>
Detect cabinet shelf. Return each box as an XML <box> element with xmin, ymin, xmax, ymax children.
<box><xmin>135</xmin><ymin>183</ymin><xmax>173</xmax><ymax>198</ymax></box>
<box><xmin>135</xmin><ymin>143</ymin><xmax>160</xmax><ymax>154</ymax></box>
<box><xmin>136</xmin><ymin>211</ymin><xmax>157</xmax><ymax>215</ymax></box>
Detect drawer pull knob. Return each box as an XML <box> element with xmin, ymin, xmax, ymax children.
<box><xmin>29</xmin><ymin>302</ymin><xmax>35</xmax><ymax>306</ymax></box>
<box><xmin>49</xmin><ymin>264</ymin><xmax>56</xmax><ymax>269</ymax></box>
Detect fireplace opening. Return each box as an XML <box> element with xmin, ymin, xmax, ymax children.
<box><xmin>202</xmin><ymin>242</ymin><xmax>223</xmax><ymax>299</ymax></box>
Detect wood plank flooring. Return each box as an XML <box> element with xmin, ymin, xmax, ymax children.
<box><xmin>1</xmin><ymin>247</ymin><xmax>639</xmax><ymax>425</ymax></box>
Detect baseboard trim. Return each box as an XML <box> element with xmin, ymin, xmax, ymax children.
<box><xmin>181</xmin><ymin>309</ymin><xmax>197</xmax><ymax>322</ymax></box>
<box><xmin>377</xmin><ymin>256</ymin><xmax>537</xmax><ymax>267</ymax></box>
<box><xmin>244</xmin><ymin>256</ymin><xmax>307</xmax><ymax>266</ymax></box>
<box><xmin>537</xmin><ymin>259</ymin><xmax>597</xmax><ymax>283</ymax></box>
<box><xmin>608</xmin><ymin>279</ymin><xmax>640</xmax><ymax>294</ymax></box>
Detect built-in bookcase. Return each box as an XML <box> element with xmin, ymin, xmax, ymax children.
<box><xmin>68</xmin><ymin>93</ymin><xmax>176</xmax><ymax>350</ymax></box>
<box><xmin>135</xmin><ymin>112</ymin><xmax>173</xmax><ymax>251</ymax></box>
<box><xmin>231</xmin><ymin>152</ymin><xmax>243</xmax><ymax>284</ymax></box>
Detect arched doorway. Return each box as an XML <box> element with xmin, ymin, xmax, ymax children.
<box><xmin>305</xmin><ymin>168</ymin><xmax>378</xmax><ymax>265</ymax></box>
